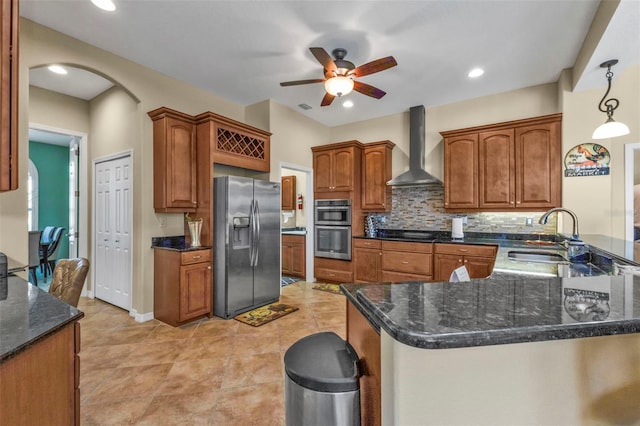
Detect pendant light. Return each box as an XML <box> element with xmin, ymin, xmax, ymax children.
<box><xmin>592</xmin><ymin>59</ymin><xmax>630</xmax><ymax>140</ymax></box>
<box><xmin>324</xmin><ymin>76</ymin><xmax>354</xmax><ymax>97</ymax></box>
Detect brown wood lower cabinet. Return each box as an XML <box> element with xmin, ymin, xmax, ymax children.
<box><xmin>346</xmin><ymin>300</ymin><xmax>381</xmax><ymax>426</ymax></box>
<box><xmin>381</xmin><ymin>240</ymin><xmax>432</xmax><ymax>283</ymax></box>
<box><xmin>282</xmin><ymin>234</ymin><xmax>305</xmax><ymax>278</ymax></box>
<box><xmin>0</xmin><ymin>322</ymin><xmax>81</xmax><ymax>425</ymax></box>
<box><xmin>154</xmin><ymin>248</ymin><xmax>213</xmax><ymax>326</ymax></box>
<box><xmin>314</xmin><ymin>257</ymin><xmax>353</xmax><ymax>283</ymax></box>
<box><xmin>433</xmin><ymin>243</ymin><xmax>498</xmax><ymax>281</ymax></box>
<box><xmin>353</xmin><ymin>239</ymin><xmax>382</xmax><ymax>283</ymax></box>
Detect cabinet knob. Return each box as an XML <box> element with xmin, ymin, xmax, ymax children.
<box><xmin>458</xmin><ymin>249</ymin><xmax>468</xmax><ymax>253</ymax></box>
<box><xmin>464</xmin><ymin>260</ymin><xmax>468</xmax><ymax>264</ymax></box>
<box><xmin>193</xmin><ymin>255</ymin><xmax>202</xmax><ymax>259</ymax></box>
<box><xmin>208</xmin><ymin>266</ymin><xmax>212</xmax><ymax>270</ymax></box>
<box><xmin>516</xmin><ymin>201</ymin><xmax>521</xmax><ymax>204</ymax></box>
<box><xmin>193</xmin><ymin>201</ymin><xmax>197</xmax><ymax>204</ymax></box>
<box><xmin>330</xmin><ymin>273</ymin><xmax>336</xmax><ymax>277</ymax></box>
<box><xmin>402</xmin><ymin>261</ymin><xmax>409</xmax><ymax>264</ymax></box>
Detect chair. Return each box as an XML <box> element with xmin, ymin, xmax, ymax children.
<box><xmin>38</xmin><ymin>226</ymin><xmax>57</xmax><ymax>273</ymax></box>
<box><xmin>28</xmin><ymin>230</ymin><xmax>42</xmax><ymax>285</ymax></box>
<box><xmin>48</xmin><ymin>258</ymin><xmax>90</xmax><ymax>307</ymax></box>
<box><xmin>42</xmin><ymin>227</ymin><xmax>65</xmax><ymax>276</ymax></box>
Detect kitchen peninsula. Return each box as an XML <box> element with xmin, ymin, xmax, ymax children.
<box><xmin>343</xmin><ymin>233</ymin><xmax>640</xmax><ymax>425</ymax></box>
<box><xmin>0</xmin><ymin>274</ymin><xmax>84</xmax><ymax>425</ymax></box>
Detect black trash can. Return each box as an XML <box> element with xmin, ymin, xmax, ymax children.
<box><xmin>284</xmin><ymin>331</ymin><xmax>360</xmax><ymax>426</ymax></box>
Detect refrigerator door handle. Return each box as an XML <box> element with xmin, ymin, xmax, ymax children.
<box><xmin>249</xmin><ymin>200</ymin><xmax>255</xmax><ymax>267</ymax></box>
<box><xmin>253</xmin><ymin>200</ymin><xmax>260</xmax><ymax>266</ymax></box>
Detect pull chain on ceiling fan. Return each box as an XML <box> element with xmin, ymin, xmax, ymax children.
<box><xmin>280</xmin><ymin>47</ymin><xmax>397</xmax><ymax>107</ymax></box>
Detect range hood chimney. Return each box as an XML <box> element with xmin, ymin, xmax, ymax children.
<box><xmin>386</xmin><ymin>105</ymin><xmax>442</xmax><ymax>186</ymax></box>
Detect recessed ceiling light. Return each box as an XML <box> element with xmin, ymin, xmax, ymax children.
<box><xmin>91</xmin><ymin>0</ymin><xmax>116</xmax><ymax>11</ymax></box>
<box><xmin>468</xmin><ymin>68</ymin><xmax>484</xmax><ymax>78</ymax></box>
<box><xmin>48</xmin><ymin>65</ymin><xmax>68</xmax><ymax>75</ymax></box>
<box><xmin>342</xmin><ymin>100</ymin><xmax>354</xmax><ymax>108</ymax></box>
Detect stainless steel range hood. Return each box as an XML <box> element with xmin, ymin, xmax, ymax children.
<box><xmin>386</xmin><ymin>105</ymin><xmax>442</xmax><ymax>186</ymax></box>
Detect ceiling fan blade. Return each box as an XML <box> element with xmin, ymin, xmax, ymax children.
<box><xmin>310</xmin><ymin>47</ymin><xmax>337</xmax><ymax>72</ymax></box>
<box><xmin>280</xmin><ymin>79</ymin><xmax>326</xmax><ymax>87</ymax></box>
<box><xmin>353</xmin><ymin>56</ymin><xmax>397</xmax><ymax>77</ymax></box>
<box><xmin>353</xmin><ymin>81</ymin><xmax>387</xmax><ymax>99</ymax></box>
<box><xmin>320</xmin><ymin>92</ymin><xmax>335</xmax><ymax>107</ymax></box>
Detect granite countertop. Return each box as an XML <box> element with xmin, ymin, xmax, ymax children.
<box><xmin>282</xmin><ymin>227</ymin><xmax>306</xmax><ymax>235</ymax></box>
<box><xmin>343</xmin><ymin>230</ymin><xmax>640</xmax><ymax>350</ymax></box>
<box><xmin>342</xmin><ymin>274</ymin><xmax>640</xmax><ymax>349</ymax></box>
<box><xmin>151</xmin><ymin>235</ymin><xmax>211</xmax><ymax>252</ymax></box>
<box><xmin>0</xmin><ymin>275</ymin><xmax>84</xmax><ymax>362</ymax></box>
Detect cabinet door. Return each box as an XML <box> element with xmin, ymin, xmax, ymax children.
<box><xmin>434</xmin><ymin>254</ymin><xmax>463</xmax><ymax>282</ymax></box>
<box><xmin>515</xmin><ymin>122</ymin><xmax>561</xmax><ymax>208</ymax></box>
<box><xmin>291</xmin><ymin>242</ymin><xmax>306</xmax><ymax>278</ymax></box>
<box><xmin>354</xmin><ymin>247</ymin><xmax>381</xmax><ymax>283</ymax></box>
<box><xmin>166</xmin><ymin>117</ymin><xmax>197</xmax><ymax>209</ymax></box>
<box><xmin>479</xmin><ymin>129</ymin><xmax>514</xmax><ymax>209</ymax></box>
<box><xmin>0</xmin><ymin>0</ymin><xmax>18</xmax><ymax>191</ymax></box>
<box><xmin>332</xmin><ymin>147</ymin><xmax>355</xmax><ymax>191</ymax></box>
<box><xmin>362</xmin><ymin>144</ymin><xmax>392</xmax><ymax>212</ymax></box>
<box><xmin>313</xmin><ymin>151</ymin><xmax>333</xmax><ymax>192</ymax></box>
<box><xmin>281</xmin><ymin>175</ymin><xmax>296</xmax><ymax>210</ymax></box>
<box><xmin>179</xmin><ymin>262</ymin><xmax>212</xmax><ymax>321</ymax></box>
<box><xmin>444</xmin><ymin>134</ymin><xmax>478</xmax><ymax>209</ymax></box>
<box><xmin>281</xmin><ymin>243</ymin><xmax>292</xmax><ymax>275</ymax></box>
<box><xmin>464</xmin><ymin>256</ymin><xmax>495</xmax><ymax>279</ymax></box>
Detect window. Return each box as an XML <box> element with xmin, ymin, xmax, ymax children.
<box><xmin>28</xmin><ymin>159</ymin><xmax>39</xmax><ymax>231</ymax></box>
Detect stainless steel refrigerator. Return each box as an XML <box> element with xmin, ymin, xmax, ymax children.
<box><xmin>213</xmin><ymin>176</ymin><xmax>281</xmax><ymax>319</ymax></box>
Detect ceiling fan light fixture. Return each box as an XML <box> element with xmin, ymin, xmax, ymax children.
<box><xmin>91</xmin><ymin>0</ymin><xmax>116</xmax><ymax>11</ymax></box>
<box><xmin>324</xmin><ymin>76</ymin><xmax>354</xmax><ymax>97</ymax></box>
<box><xmin>592</xmin><ymin>59</ymin><xmax>629</xmax><ymax>140</ymax></box>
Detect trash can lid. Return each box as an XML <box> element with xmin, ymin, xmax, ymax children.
<box><xmin>284</xmin><ymin>331</ymin><xmax>360</xmax><ymax>393</ymax></box>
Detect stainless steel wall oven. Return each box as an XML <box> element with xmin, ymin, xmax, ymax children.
<box><xmin>314</xmin><ymin>200</ymin><xmax>352</xmax><ymax>260</ymax></box>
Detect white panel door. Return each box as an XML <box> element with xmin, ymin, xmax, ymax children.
<box><xmin>94</xmin><ymin>155</ymin><xmax>132</xmax><ymax>310</ymax></box>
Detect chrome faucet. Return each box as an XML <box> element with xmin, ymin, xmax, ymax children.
<box><xmin>539</xmin><ymin>207</ymin><xmax>586</xmax><ymax>258</ymax></box>
<box><xmin>539</xmin><ymin>207</ymin><xmax>583</xmax><ymax>242</ymax></box>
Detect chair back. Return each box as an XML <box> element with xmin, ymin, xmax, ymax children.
<box><xmin>40</xmin><ymin>226</ymin><xmax>56</xmax><ymax>244</ymax></box>
<box><xmin>49</xmin><ymin>258</ymin><xmax>90</xmax><ymax>307</ymax></box>
<box><xmin>28</xmin><ymin>231</ymin><xmax>42</xmax><ymax>268</ymax></box>
<box><xmin>47</xmin><ymin>227</ymin><xmax>66</xmax><ymax>260</ymax></box>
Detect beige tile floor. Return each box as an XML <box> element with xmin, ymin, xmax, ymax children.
<box><xmin>78</xmin><ymin>281</ymin><xmax>346</xmax><ymax>425</ymax></box>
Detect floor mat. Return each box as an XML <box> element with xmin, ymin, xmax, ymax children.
<box><xmin>234</xmin><ymin>303</ymin><xmax>299</xmax><ymax>327</ymax></box>
<box><xmin>312</xmin><ymin>283</ymin><xmax>343</xmax><ymax>295</ymax></box>
<box><xmin>281</xmin><ymin>276</ymin><xmax>302</xmax><ymax>287</ymax></box>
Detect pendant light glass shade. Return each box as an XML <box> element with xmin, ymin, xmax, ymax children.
<box><xmin>592</xmin><ymin>117</ymin><xmax>630</xmax><ymax>139</ymax></box>
<box><xmin>593</xmin><ymin>59</ymin><xmax>629</xmax><ymax>140</ymax></box>
<box><xmin>324</xmin><ymin>76</ymin><xmax>354</xmax><ymax>97</ymax></box>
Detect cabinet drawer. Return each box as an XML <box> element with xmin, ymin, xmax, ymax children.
<box><xmin>316</xmin><ymin>267</ymin><xmax>354</xmax><ymax>283</ymax></box>
<box><xmin>382</xmin><ymin>240</ymin><xmax>432</xmax><ymax>253</ymax></box>
<box><xmin>181</xmin><ymin>249</ymin><xmax>212</xmax><ymax>265</ymax></box>
<box><xmin>381</xmin><ymin>270</ymin><xmax>431</xmax><ymax>284</ymax></box>
<box><xmin>353</xmin><ymin>238</ymin><xmax>382</xmax><ymax>249</ymax></box>
<box><xmin>434</xmin><ymin>243</ymin><xmax>497</xmax><ymax>258</ymax></box>
<box><xmin>282</xmin><ymin>234</ymin><xmax>305</xmax><ymax>245</ymax></box>
<box><xmin>382</xmin><ymin>252</ymin><xmax>432</xmax><ymax>275</ymax></box>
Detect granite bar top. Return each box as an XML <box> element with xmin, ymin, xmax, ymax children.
<box><xmin>342</xmin><ymin>274</ymin><xmax>640</xmax><ymax>349</ymax></box>
<box><xmin>343</xmin><ymin>230</ymin><xmax>640</xmax><ymax>349</ymax></box>
<box><xmin>0</xmin><ymin>275</ymin><xmax>84</xmax><ymax>362</ymax></box>
<box><xmin>151</xmin><ymin>235</ymin><xmax>211</xmax><ymax>252</ymax></box>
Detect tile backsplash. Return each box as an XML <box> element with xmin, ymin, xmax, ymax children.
<box><xmin>368</xmin><ymin>184</ymin><xmax>557</xmax><ymax>234</ymax></box>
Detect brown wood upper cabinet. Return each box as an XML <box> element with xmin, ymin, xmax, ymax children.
<box><xmin>441</xmin><ymin>113</ymin><xmax>562</xmax><ymax>212</ymax></box>
<box><xmin>312</xmin><ymin>141</ymin><xmax>363</xmax><ymax>194</ymax></box>
<box><xmin>281</xmin><ymin>175</ymin><xmax>296</xmax><ymax>210</ymax></box>
<box><xmin>148</xmin><ymin>107</ymin><xmax>198</xmax><ymax>212</ymax></box>
<box><xmin>362</xmin><ymin>141</ymin><xmax>395</xmax><ymax>212</ymax></box>
<box><xmin>0</xmin><ymin>0</ymin><xmax>18</xmax><ymax>191</ymax></box>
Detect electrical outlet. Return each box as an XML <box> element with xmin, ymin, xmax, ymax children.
<box><xmin>159</xmin><ymin>216</ymin><xmax>167</xmax><ymax>228</ymax></box>
<box><xmin>526</xmin><ymin>217</ymin><xmax>533</xmax><ymax>227</ymax></box>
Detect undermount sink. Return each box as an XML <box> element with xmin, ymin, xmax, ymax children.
<box><xmin>507</xmin><ymin>250</ymin><xmax>569</xmax><ymax>264</ymax></box>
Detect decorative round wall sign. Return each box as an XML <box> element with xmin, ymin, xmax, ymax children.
<box><xmin>563</xmin><ymin>143</ymin><xmax>610</xmax><ymax>177</ymax></box>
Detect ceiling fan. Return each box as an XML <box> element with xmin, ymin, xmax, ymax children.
<box><xmin>280</xmin><ymin>47</ymin><xmax>397</xmax><ymax>107</ymax></box>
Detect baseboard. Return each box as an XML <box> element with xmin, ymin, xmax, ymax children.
<box><xmin>130</xmin><ymin>309</ymin><xmax>154</xmax><ymax>323</ymax></box>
